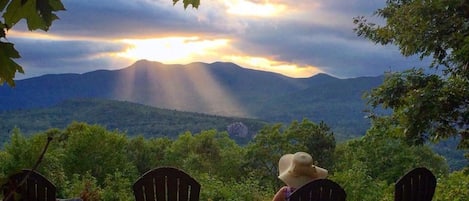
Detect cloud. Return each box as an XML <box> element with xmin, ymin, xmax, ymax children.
<box><xmin>8</xmin><ymin>0</ymin><xmax>427</xmax><ymax>79</ymax></box>
<box><xmin>11</xmin><ymin>36</ymin><xmax>131</xmax><ymax>79</ymax></box>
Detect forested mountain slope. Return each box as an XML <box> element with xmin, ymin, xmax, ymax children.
<box><xmin>0</xmin><ymin>60</ymin><xmax>384</xmax><ymax>138</ymax></box>
<box><xmin>0</xmin><ymin>99</ymin><xmax>267</xmax><ymax>144</ymax></box>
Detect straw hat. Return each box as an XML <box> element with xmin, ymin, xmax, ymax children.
<box><xmin>278</xmin><ymin>152</ymin><xmax>328</xmax><ymax>188</ymax></box>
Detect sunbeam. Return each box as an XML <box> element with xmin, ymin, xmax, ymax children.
<box><xmin>113</xmin><ymin>61</ymin><xmax>250</xmax><ymax>118</ymax></box>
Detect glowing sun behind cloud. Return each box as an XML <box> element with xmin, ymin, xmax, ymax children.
<box><xmin>118</xmin><ymin>37</ymin><xmax>229</xmax><ymax>63</ymax></box>
<box><xmin>116</xmin><ymin>36</ymin><xmax>321</xmax><ymax>78</ymax></box>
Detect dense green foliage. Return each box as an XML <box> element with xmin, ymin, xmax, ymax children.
<box><xmin>0</xmin><ymin>120</ymin><xmax>463</xmax><ymax>201</ymax></box>
<box><xmin>355</xmin><ymin>0</ymin><xmax>469</xmax><ymax>161</ymax></box>
<box><xmin>0</xmin><ymin>99</ymin><xmax>267</xmax><ymax>145</ymax></box>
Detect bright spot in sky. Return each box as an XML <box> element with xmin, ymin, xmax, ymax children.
<box><xmin>118</xmin><ymin>37</ymin><xmax>230</xmax><ymax>63</ymax></box>
<box><xmin>224</xmin><ymin>0</ymin><xmax>286</xmax><ymax>17</ymax></box>
<box><xmin>116</xmin><ymin>36</ymin><xmax>319</xmax><ymax>78</ymax></box>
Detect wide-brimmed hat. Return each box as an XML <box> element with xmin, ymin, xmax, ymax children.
<box><xmin>278</xmin><ymin>152</ymin><xmax>328</xmax><ymax>188</ymax></box>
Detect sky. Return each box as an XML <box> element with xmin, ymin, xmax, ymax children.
<box><xmin>8</xmin><ymin>0</ymin><xmax>428</xmax><ymax>80</ymax></box>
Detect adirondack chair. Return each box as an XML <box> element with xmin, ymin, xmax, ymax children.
<box><xmin>394</xmin><ymin>167</ymin><xmax>436</xmax><ymax>201</ymax></box>
<box><xmin>133</xmin><ymin>167</ymin><xmax>200</xmax><ymax>201</ymax></box>
<box><xmin>2</xmin><ymin>169</ymin><xmax>56</xmax><ymax>201</ymax></box>
<box><xmin>289</xmin><ymin>179</ymin><xmax>346</xmax><ymax>201</ymax></box>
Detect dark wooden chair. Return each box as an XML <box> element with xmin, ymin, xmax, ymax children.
<box><xmin>289</xmin><ymin>179</ymin><xmax>346</xmax><ymax>201</ymax></box>
<box><xmin>394</xmin><ymin>167</ymin><xmax>436</xmax><ymax>201</ymax></box>
<box><xmin>2</xmin><ymin>169</ymin><xmax>56</xmax><ymax>201</ymax></box>
<box><xmin>133</xmin><ymin>167</ymin><xmax>200</xmax><ymax>201</ymax></box>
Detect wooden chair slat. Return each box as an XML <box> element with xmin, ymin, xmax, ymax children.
<box><xmin>155</xmin><ymin>176</ymin><xmax>165</xmax><ymax>201</ymax></box>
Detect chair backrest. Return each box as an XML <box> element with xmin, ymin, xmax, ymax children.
<box><xmin>133</xmin><ymin>167</ymin><xmax>200</xmax><ymax>201</ymax></box>
<box><xmin>289</xmin><ymin>179</ymin><xmax>346</xmax><ymax>201</ymax></box>
<box><xmin>394</xmin><ymin>167</ymin><xmax>436</xmax><ymax>201</ymax></box>
<box><xmin>2</xmin><ymin>169</ymin><xmax>56</xmax><ymax>201</ymax></box>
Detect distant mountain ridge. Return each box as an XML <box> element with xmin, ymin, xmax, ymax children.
<box><xmin>0</xmin><ymin>60</ymin><xmax>384</xmax><ymax>139</ymax></box>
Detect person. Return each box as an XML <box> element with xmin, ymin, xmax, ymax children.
<box><xmin>272</xmin><ymin>151</ymin><xmax>328</xmax><ymax>201</ymax></box>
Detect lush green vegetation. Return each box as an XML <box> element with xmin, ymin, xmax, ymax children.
<box><xmin>0</xmin><ymin>99</ymin><xmax>267</xmax><ymax>145</ymax></box>
<box><xmin>0</xmin><ymin>120</ymin><xmax>466</xmax><ymax>201</ymax></box>
<box><xmin>2</xmin><ymin>98</ymin><xmax>466</xmax><ymax>170</ymax></box>
<box><xmin>355</xmin><ymin>0</ymin><xmax>469</xmax><ymax>161</ymax></box>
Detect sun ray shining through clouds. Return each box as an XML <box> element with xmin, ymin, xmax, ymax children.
<box><xmin>113</xmin><ymin>61</ymin><xmax>250</xmax><ymax>117</ymax></box>
<box><xmin>184</xmin><ymin>62</ymin><xmax>250</xmax><ymax>117</ymax></box>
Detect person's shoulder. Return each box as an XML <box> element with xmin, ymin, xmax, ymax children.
<box><xmin>279</xmin><ymin>186</ymin><xmax>289</xmax><ymax>191</ymax></box>
<box><xmin>272</xmin><ymin>186</ymin><xmax>289</xmax><ymax>201</ymax></box>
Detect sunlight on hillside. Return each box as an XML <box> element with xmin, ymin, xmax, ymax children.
<box><xmin>114</xmin><ymin>62</ymin><xmax>250</xmax><ymax>117</ymax></box>
<box><xmin>224</xmin><ymin>55</ymin><xmax>323</xmax><ymax>78</ymax></box>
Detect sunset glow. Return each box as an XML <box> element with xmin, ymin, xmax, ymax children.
<box><xmin>114</xmin><ymin>36</ymin><xmax>320</xmax><ymax>78</ymax></box>
<box><xmin>224</xmin><ymin>55</ymin><xmax>322</xmax><ymax>78</ymax></box>
<box><xmin>117</xmin><ymin>37</ymin><xmax>230</xmax><ymax>63</ymax></box>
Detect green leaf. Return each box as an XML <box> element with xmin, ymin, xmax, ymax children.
<box><xmin>3</xmin><ymin>0</ymin><xmax>65</xmax><ymax>31</ymax></box>
<box><xmin>0</xmin><ymin>0</ymin><xmax>9</xmax><ymax>12</ymax></box>
<box><xmin>37</xmin><ymin>0</ymin><xmax>66</xmax><ymax>30</ymax></box>
<box><xmin>0</xmin><ymin>42</ymin><xmax>23</xmax><ymax>87</ymax></box>
<box><xmin>3</xmin><ymin>0</ymin><xmax>28</xmax><ymax>29</ymax></box>
<box><xmin>0</xmin><ymin>22</ymin><xmax>6</xmax><ymax>38</ymax></box>
<box><xmin>173</xmin><ymin>0</ymin><xmax>199</xmax><ymax>9</ymax></box>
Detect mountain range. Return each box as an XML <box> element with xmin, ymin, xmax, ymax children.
<box><xmin>0</xmin><ymin>60</ymin><xmax>384</xmax><ymax>140</ymax></box>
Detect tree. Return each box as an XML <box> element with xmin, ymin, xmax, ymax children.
<box><xmin>434</xmin><ymin>170</ymin><xmax>469</xmax><ymax>201</ymax></box>
<box><xmin>333</xmin><ymin>131</ymin><xmax>449</xmax><ymax>201</ymax></box>
<box><xmin>126</xmin><ymin>135</ymin><xmax>173</xmax><ymax>174</ymax></box>
<box><xmin>0</xmin><ymin>0</ymin><xmax>200</xmax><ymax>87</ymax></box>
<box><xmin>355</xmin><ymin>0</ymin><xmax>469</xmax><ymax>159</ymax></box>
<box><xmin>60</xmin><ymin>122</ymin><xmax>138</xmax><ymax>184</ymax></box>
<box><xmin>243</xmin><ymin>119</ymin><xmax>336</xmax><ymax>190</ymax></box>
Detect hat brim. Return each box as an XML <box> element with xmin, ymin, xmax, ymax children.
<box><xmin>277</xmin><ymin>152</ymin><xmax>328</xmax><ymax>188</ymax></box>
<box><xmin>278</xmin><ymin>165</ymin><xmax>328</xmax><ymax>188</ymax></box>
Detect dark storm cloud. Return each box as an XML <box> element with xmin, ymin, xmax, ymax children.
<box><xmin>12</xmin><ymin>37</ymin><xmax>128</xmax><ymax>79</ymax></box>
<box><xmin>53</xmin><ymin>0</ymin><xmax>223</xmax><ymax>38</ymax></box>
<box><xmin>230</xmin><ymin>8</ymin><xmax>420</xmax><ymax>77</ymax></box>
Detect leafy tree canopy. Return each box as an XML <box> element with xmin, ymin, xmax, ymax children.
<box><xmin>355</xmin><ymin>0</ymin><xmax>469</xmax><ymax>158</ymax></box>
<box><xmin>0</xmin><ymin>0</ymin><xmax>200</xmax><ymax>87</ymax></box>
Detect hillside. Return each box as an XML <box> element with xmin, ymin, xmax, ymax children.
<box><xmin>0</xmin><ymin>99</ymin><xmax>267</xmax><ymax>145</ymax></box>
<box><xmin>0</xmin><ymin>60</ymin><xmax>384</xmax><ymax>138</ymax></box>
